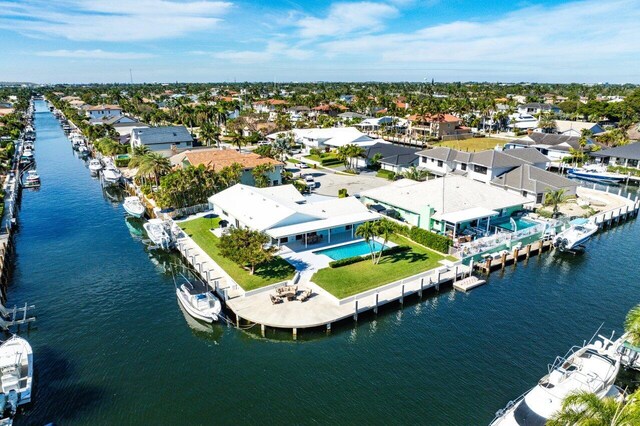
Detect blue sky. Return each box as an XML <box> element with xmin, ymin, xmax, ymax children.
<box><xmin>0</xmin><ymin>0</ymin><xmax>639</xmax><ymax>84</ymax></box>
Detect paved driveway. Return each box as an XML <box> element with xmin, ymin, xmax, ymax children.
<box><xmin>296</xmin><ymin>168</ymin><xmax>389</xmax><ymax>197</ymax></box>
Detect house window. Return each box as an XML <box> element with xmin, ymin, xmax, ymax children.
<box><xmin>272</xmin><ymin>180</ymin><xmax>279</xmax><ymax>186</ymax></box>
<box><xmin>461</xmin><ymin>163</ymin><xmax>467</xmax><ymax>171</ymax></box>
<box><xmin>629</xmin><ymin>159</ymin><xmax>639</xmax><ymax>167</ymax></box>
<box><xmin>421</xmin><ymin>157</ymin><xmax>427</xmax><ymax>164</ymax></box>
<box><xmin>473</xmin><ymin>165</ymin><xmax>488</xmax><ymax>174</ymax></box>
<box><xmin>295</xmin><ymin>234</ymin><xmax>303</xmax><ymax>240</ymax></box>
<box><xmin>536</xmin><ymin>193</ymin><xmax>544</xmax><ymax>204</ymax></box>
<box><xmin>345</xmin><ymin>224</ymin><xmax>352</xmax><ymax>230</ymax></box>
<box><xmin>430</xmin><ymin>158</ymin><xmax>435</xmax><ymax>163</ymax></box>
<box><xmin>279</xmin><ymin>237</ymin><xmax>289</xmax><ymax>244</ymax></box>
<box><xmin>437</xmin><ymin>160</ymin><xmax>443</xmax><ymax>167</ymax></box>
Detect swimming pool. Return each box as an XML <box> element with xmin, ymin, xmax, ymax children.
<box><xmin>315</xmin><ymin>240</ymin><xmax>387</xmax><ymax>261</ymax></box>
<box><xmin>497</xmin><ymin>218</ymin><xmax>539</xmax><ymax>232</ymax></box>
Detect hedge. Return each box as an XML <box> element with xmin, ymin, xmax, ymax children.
<box><xmin>115</xmin><ymin>157</ymin><xmax>130</xmax><ymax>167</ymax></box>
<box><xmin>376</xmin><ymin>169</ymin><xmax>396</xmax><ymax>180</ymax></box>
<box><xmin>328</xmin><ymin>245</ymin><xmax>411</xmax><ymax>268</ymax></box>
<box><xmin>393</xmin><ymin>224</ymin><xmax>451</xmax><ymax>254</ymax></box>
<box><xmin>320</xmin><ymin>157</ymin><xmax>343</xmax><ymax>166</ymax></box>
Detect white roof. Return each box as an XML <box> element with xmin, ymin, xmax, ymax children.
<box><xmin>209</xmin><ymin>184</ymin><xmax>379</xmax><ymax>235</ymax></box>
<box><xmin>437</xmin><ymin>207</ymin><xmax>498</xmax><ymax>224</ymax></box>
<box><xmin>268</xmin><ymin>127</ymin><xmax>378</xmax><ymax>148</ymax></box>
<box><xmin>360</xmin><ymin>176</ymin><xmax>530</xmax><ymax>220</ymax></box>
<box><xmin>553</xmin><ymin>120</ymin><xmax>603</xmax><ymax>134</ymax></box>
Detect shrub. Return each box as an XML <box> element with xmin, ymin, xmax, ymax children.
<box><xmin>536</xmin><ymin>208</ymin><xmax>553</xmax><ymax>218</ymax></box>
<box><xmin>338</xmin><ymin>188</ymin><xmax>348</xmax><ymax>198</ymax></box>
<box><xmin>328</xmin><ymin>245</ymin><xmax>411</xmax><ymax>268</ymax></box>
<box><xmin>320</xmin><ymin>157</ymin><xmax>343</xmax><ymax>166</ymax></box>
<box><xmin>115</xmin><ymin>157</ymin><xmax>130</xmax><ymax>167</ymax></box>
<box><xmin>397</xmin><ymin>226</ymin><xmax>451</xmax><ymax>253</ymax></box>
<box><xmin>376</xmin><ymin>169</ymin><xmax>396</xmax><ymax>180</ymax></box>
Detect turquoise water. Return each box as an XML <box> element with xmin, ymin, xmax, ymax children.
<box><xmin>497</xmin><ymin>217</ymin><xmax>538</xmax><ymax>231</ymax></box>
<box><xmin>315</xmin><ymin>240</ymin><xmax>386</xmax><ymax>260</ymax></box>
<box><xmin>8</xmin><ymin>102</ymin><xmax>640</xmax><ymax>425</ymax></box>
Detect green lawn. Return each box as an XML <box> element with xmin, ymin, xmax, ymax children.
<box><xmin>179</xmin><ymin>217</ymin><xmax>295</xmax><ymax>291</ymax></box>
<box><xmin>311</xmin><ymin>234</ymin><xmax>447</xmax><ymax>299</ymax></box>
<box><xmin>435</xmin><ymin>137</ymin><xmax>506</xmax><ymax>152</ymax></box>
<box><xmin>304</xmin><ymin>154</ymin><xmax>323</xmax><ymax>162</ymax></box>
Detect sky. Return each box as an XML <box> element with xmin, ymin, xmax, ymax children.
<box><xmin>0</xmin><ymin>0</ymin><xmax>639</xmax><ymax>84</ymax></box>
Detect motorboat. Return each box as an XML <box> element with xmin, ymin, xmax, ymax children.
<box><xmin>23</xmin><ymin>170</ymin><xmax>40</xmax><ymax>188</ymax></box>
<box><xmin>88</xmin><ymin>159</ymin><xmax>103</xmax><ymax>173</ymax></box>
<box><xmin>0</xmin><ymin>336</ymin><xmax>33</xmax><ymax>424</ymax></box>
<box><xmin>78</xmin><ymin>144</ymin><xmax>90</xmax><ymax>157</ymax></box>
<box><xmin>567</xmin><ymin>164</ymin><xmax>626</xmax><ymax>184</ymax></box>
<box><xmin>19</xmin><ymin>149</ymin><xmax>34</xmax><ymax>167</ymax></box>
<box><xmin>553</xmin><ymin>220</ymin><xmax>598</xmax><ymax>251</ymax></box>
<box><xmin>123</xmin><ymin>196</ymin><xmax>146</xmax><ymax>218</ymax></box>
<box><xmin>603</xmin><ymin>333</ymin><xmax>640</xmax><ymax>372</ymax></box>
<box><xmin>125</xmin><ymin>216</ymin><xmax>145</xmax><ymax>237</ymax></box>
<box><xmin>102</xmin><ymin>167</ymin><xmax>122</xmax><ymax>185</ymax></box>
<box><xmin>175</xmin><ymin>274</ymin><xmax>222</xmax><ymax>323</ymax></box>
<box><xmin>491</xmin><ymin>335</ymin><xmax>621</xmax><ymax>426</ymax></box>
<box><xmin>143</xmin><ymin>218</ymin><xmax>172</xmax><ymax>249</ymax></box>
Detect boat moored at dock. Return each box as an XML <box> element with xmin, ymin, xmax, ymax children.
<box><xmin>22</xmin><ymin>170</ymin><xmax>41</xmax><ymax>188</ymax></box>
<box><xmin>123</xmin><ymin>196</ymin><xmax>146</xmax><ymax>218</ymax></box>
<box><xmin>175</xmin><ymin>274</ymin><xmax>222</xmax><ymax>323</ymax></box>
<box><xmin>491</xmin><ymin>335</ymin><xmax>621</xmax><ymax>426</ymax></box>
<box><xmin>568</xmin><ymin>164</ymin><xmax>626</xmax><ymax>184</ymax></box>
<box><xmin>102</xmin><ymin>166</ymin><xmax>122</xmax><ymax>185</ymax></box>
<box><xmin>143</xmin><ymin>218</ymin><xmax>173</xmax><ymax>250</ymax></box>
<box><xmin>553</xmin><ymin>219</ymin><xmax>599</xmax><ymax>251</ymax></box>
<box><xmin>88</xmin><ymin>159</ymin><xmax>103</xmax><ymax>174</ymax></box>
<box><xmin>0</xmin><ymin>336</ymin><xmax>33</xmax><ymax>425</ymax></box>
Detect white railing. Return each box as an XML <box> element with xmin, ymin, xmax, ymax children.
<box><xmin>452</xmin><ymin>223</ymin><xmax>547</xmax><ymax>259</ymax></box>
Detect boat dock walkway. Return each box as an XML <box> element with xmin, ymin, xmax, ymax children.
<box><xmin>453</xmin><ymin>276</ymin><xmax>486</xmax><ymax>292</ymax></box>
<box><xmin>174</xmin><ymin>227</ymin><xmax>471</xmax><ymax>336</ymax></box>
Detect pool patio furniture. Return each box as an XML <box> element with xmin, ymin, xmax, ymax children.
<box><xmin>270</xmin><ymin>294</ymin><xmax>283</xmax><ymax>304</ymax></box>
<box><xmin>296</xmin><ymin>288</ymin><xmax>312</xmax><ymax>302</ymax></box>
<box><xmin>275</xmin><ymin>285</ymin><xmax>298</xmax><ymax>300</ymax></box>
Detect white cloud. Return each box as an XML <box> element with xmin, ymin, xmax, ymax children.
<box><xmin>0</xmin><ymin>0</ymin><xmax>233</xmax><ymax>41</ymax></box>
<box><xmin>296</xmin><ymin>2</ymin><xmax>398</xmax><ymax>38</ymax></box>
<box><xmin>210</xmin><ymin>41</ymin><xmax>313</xmax><ymax>63</ymax></box>
<box><xmin>36</xmin><ymin>50</ymin><xmax>155</xmax><ymax>60</ymax></box>
<box><xmin>318</xmin><ymin>0</ymin><xmax>640</xmax><ymax>72</ymax></box>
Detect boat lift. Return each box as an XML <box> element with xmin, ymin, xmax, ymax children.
<box><xmin>0</xmin><ymin>302</ymin><xmax>36</xmax><ymax>331</ymax></box>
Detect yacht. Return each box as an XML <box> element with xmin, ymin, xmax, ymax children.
<box><xmin>102</xmin><ymin>167</ymin><xmax>122</xmax><ymax>185</ymax></box>
<box><xmin>491</xmin><ymin>335</ymin><xmax>621</xmax><ymax>426</ymax></box>
<box><xmin>553</xmin><ymin>220</ymin><xmax>599</xmax><ymax>251</ymax></box>
<box><xmin>123</xmin><ymin>196</ymin><xmax>146</xmax><ymax>218</ymax></box>
<box><xmin>175</xmin><ymin>274</ymin><xmax>222</xmax><ymax>323</ymax></box>
<box><xmin>88</xmin><ymin>159</ymin><xmax>103</xmax><ymax>173</ymax></box>
<box><xmin>23</xmin><ymin>170</ymin><xmax>40</xmax><ymax>188</ymax></box>
<box><xmin>19</xmin><ymin>149</ymin><xmax>34</xmax><ymax>166</ymax></box>
<box><xmin>143</xmin><ymin>219</ymin><xmax>172</xmax><ymax>249</ymax></box>
<box><xmin>78</xmin><ymin>144</ymin><xmax>90</xmax><ymax>157</ymax></box>
<box><xmin>567</xmin><ymin>164</ymin><xmax>626</xmax><ymax>184</ymax></box>
<box><xmin>0</xmin><ymin>336</ymin><xmax>33</xmax><ymax>425</ymax></box>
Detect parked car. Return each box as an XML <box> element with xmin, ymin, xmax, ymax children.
<box><xmin>304</xmin><ymin>175</ymin><xmax>314</xmax><ymax>183</ymax></box>
<box><xmin>299</xmin><ymin>162</ymin><xmax>309</xmax><ymax>169</ymax></box>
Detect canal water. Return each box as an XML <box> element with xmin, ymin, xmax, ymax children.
<box><xmin>9</xmin><ymin>101</ymin><xmax>640</xmax><ymax>424</ymax></box>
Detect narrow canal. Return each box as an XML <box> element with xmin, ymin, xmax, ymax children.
<box><xmin>9</xmin><ymin>101</ymin><xmax>640</xmax><ymax>424</ymax></box>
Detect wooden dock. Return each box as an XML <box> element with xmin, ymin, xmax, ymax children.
<box><xmin>475</xmin><ymin>239</ymin><xmax>554</xmax><ymax>274</ymax></box>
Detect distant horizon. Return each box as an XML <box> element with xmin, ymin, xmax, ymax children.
<box><xmin>2</xmin><ymin>0</ymin><xmax>640</xmax><ymax>84</ymax></box>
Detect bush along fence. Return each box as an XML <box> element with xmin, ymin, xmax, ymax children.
<box><xmin>393</xmin><ymin>223</ymin><xmax>452</xmax><ymax>254</ymax></box>
<box><xmin>328</xmin><ymin>245</ymin><xmax>411</xmax><ymax>268</ymax></box>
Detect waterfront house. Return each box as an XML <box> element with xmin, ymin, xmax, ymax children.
<box><xmin>90</xmin><ymin>114</ymin><xmax>138</xmax><ymax>126</ymax></box>
<box><xmin>355</xmin><ymin>116</ymin><xmax>408</xmax><ymax>133</ymax></box>
<box><xmin>507</xmin><ymin>113</ymin><xmax>538</xmax><ymax>131</ymax></box>
<box><xmin>171</xmin><ymin>148</ymin><xmax>284</xmax><ymax>186</ymax></box>
<box><xmin>86</xmin><ymin>104</ymin><xmax>122</xmax><ymax>120</ymax></box>
<box><xmin>356</xmin><ymin>142</ymin><xmax>420</xmax><ymax>173</ymax></box>
<box><xmin>490</xmin><ymin>164</ymin><xmax>579</xmax><ymax>203</ymax></box>
<box><xmin>591</xmin><ymin>142</ymin><xmax>640</xmax><ymax>170</ymax></box>
<box><xmin>130</xmin><ymin>126</ymin><xmax>193</xmax><ymax>154</ymax></box>
<box><xmin>208</xmin><ymin>184</ymin><xmax>380</xmax><ymax>247</ymax></box>
<box><xmin>505</xmin><ymin>133</ymin><xmax>598</xmax><ymax>162</ymax></box>
<box><xmin>417</xmin><ymin>147</ymin><xmax>549</xmax><ymax>182</ymax></box>
<box><xmin>360</xmin><ymin>175</ymin><xmax>530</xmax><ymax>236</ymax></box>
<box><xmin>252</xmin><ymin>99</ymin><xmax>288</xmax><ymax>114</ymax></box>
<box><xmin>406</xmin><ymin>113</ymin><xmax>462</xmax><ymax>139</ymax></box>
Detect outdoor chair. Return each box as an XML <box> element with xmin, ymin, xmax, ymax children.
<box><xmin>270</xmin><ymin>294</ymin><xmax>283</xmax><ymax>304</ymax></box>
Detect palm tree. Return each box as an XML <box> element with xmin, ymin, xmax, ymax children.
<box><xmin>373</xmin><ymin>220</ymin><xmax>393</xmax><ymax>264</ymax></box>
<box><xmin>547</xmin><ymin>389</ymin><xmax>640</xmax><ymax>426</ymax></box>
<box><xmin>624</xmin><ymin>304</ymin><xmax>640</xmax><ymax>346</ymax></box>
<box><xmin>402</xmin><ymin>166</ymin><xmax>429</xmax><ymax>181</ymax></box>
<box><xmin>355</xmin><ymin>221</ymin><xmax>378</xmax><ymax>263</ymax></box>
<box><xmin>545</xmin><ymin>188</ymin><xmax>566</xmax><ymax>217</ymax></box>
<box><xmin>199</xmin><ymin>122</ymin><xmax>220</xmax><ymax>147</ymax></box>
<box><xmin>538</xmin><ymin>112</ymin><xmax>557</xmax><ymax>133</ymax></box>
<box><xmin>136</xmin><ymin>152</ymin><xmax>172</xmax><ymax>187</ymax></box>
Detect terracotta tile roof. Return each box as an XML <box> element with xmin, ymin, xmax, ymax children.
<box><xmin>407</xmin><ymin>113</ymin><xmax>460</xmax><ymax>123</ymax></box>
<box><xmin>253</xmin><ymin>99</ymin><xmax>288</xmax><ymax>106</ymax></box>
<box><xmin>182</xmin><ymin>149</ymin><xmax>284</xmax><ymax>170</ymax></box>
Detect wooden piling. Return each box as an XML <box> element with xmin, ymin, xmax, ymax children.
<box><xmin>526</xmin><ymin>244</ymin><xmax>531</xmax><ymax>259</ymax></box>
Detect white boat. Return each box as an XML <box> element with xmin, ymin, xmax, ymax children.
<box><xmin>102</xmin><ymin>167</ymin><xmax>122</xmax><ymax>185</ymax></box>
<box><xmin>19</xmin><ymin>149</ymin><xmax>34</xmax><ymax>166</ymax></box>
<box><xmin>88</xmin><ymin>159</ymin><xmax>103</xmax><ymax>173</ymax></box>
<box><xmin>567</xmin><ymin>164</ymin><xmax>626</xmax><ymax>184</ymax></box>
<box><xmin>553</xmin><ymin>221</ymin><xmax>598</xmax><ymax>251</ymax></box>
<box><xmin>0</xmin><ymin>336</ymin><xmax>33</xmax><ymax>424</ymax></box>
<box><xmin>143</xmin><ymin>219</ymin><xmax>172</xmax><ymax>249</ymax></box>
<box><xmin>23</xmin><ymin>170</ymin><xmax>40</xmax><ymax>188</ymax></box>
<box><xmin>123</xmin><ymin>196</ymin><xmax>145</xmax><ymax>218</ymax></box>
<box><xmin>491</xmin><ymin>335</ymin><xmax>621</xmax><ymax>426</ymax></box>
<box><xmin>78</xmin><ymin>144</ymin><xmax>90</xmax><ymax>157</ymax></box>
<box><xmin>175</xmin><ymin>275</ymin><xmax>222</xmax><ymax>323</ymax></box>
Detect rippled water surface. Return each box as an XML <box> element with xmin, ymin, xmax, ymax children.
<box><xmin>9</xmin><ymin>102</ymin><xmax>640</xmax><ymax>424</ymax></box>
